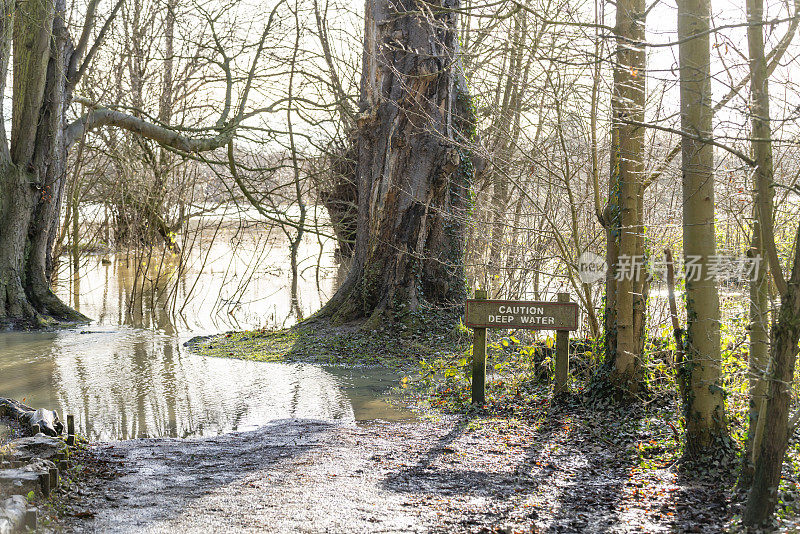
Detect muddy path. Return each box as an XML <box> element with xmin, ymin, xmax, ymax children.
<box><xmin>57</xmin><ymin>407</ymin><xmax>735</xmax><ymax>533</ymax></box>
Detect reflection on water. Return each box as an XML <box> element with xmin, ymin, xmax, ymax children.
<box><xmin>0</xmin><ymin>220</ymin><xmax>412</xmax><ymax>441</ymax></box>
<box><xmin>56</xmin><ymin>218</ymin><xmax>342</xmax><ymax>334</ymax></box>
<box><xmin>1</xmin><ymin>327</ymin><xmax>357</xmax><ymax>440</ymax></box>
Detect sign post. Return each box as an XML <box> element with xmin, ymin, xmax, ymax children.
<box><xmin>554</xmin><ymin>292</ymin><xmax>570</xmax><ymax>394</ymax></box>
<box><xmin>471</xmin><ymin>289</ymin><xmax>488</xmax><ymax>405</ymax></box>
<box><xmin>465</xmin><ymin>291</ymin><xmax>578</xmax><ymax>403</ymax></box>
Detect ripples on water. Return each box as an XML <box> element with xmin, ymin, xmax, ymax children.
<box><xmin>0</xmin><ymin>219</ymin><xmax>412</xmax><ymax>441</ymax></box>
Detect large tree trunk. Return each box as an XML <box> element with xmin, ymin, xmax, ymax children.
<box><xmin>602</xmin><ymin>0</ymin><xmax>647</xmax><ymax>394</ymax></box>
<box><xmin>318</xmin><ymin>0</ymin><xmax>475</xmax><ymax>327</ymax></box>
<box><xmin>677</xmin><ymin>0</ymin><xmax>728</xmax><ymax>456</ymax></box>
<box><xmin>0</xmin><ymin>0</ymin><xmax>86</xmax><ymax>327</ymax></box>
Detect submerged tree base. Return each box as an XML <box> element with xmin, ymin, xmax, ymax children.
<box><xmin>0</xmin><ymin>267</ymin><xmax>89</xmax><ymax>329</ymax></box>
<box><xmin>0</xmin><ymin>288</ymin><xmax>89</xmax><ymax>330</ymax></box>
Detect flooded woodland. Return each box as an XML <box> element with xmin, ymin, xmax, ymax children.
<box><xmin>0</xmin><ymin>209</ymin><xmax>412</xmax><ymax>442</ymax></box>
<box><xmin>1</xmin><ymin>0</ymin><xmax>800</xmax><ymax>529</ymax></box>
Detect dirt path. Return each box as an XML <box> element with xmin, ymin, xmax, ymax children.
<box><xmin>57</xmin><ymin>408</ymin><xmax>735</xmax><ymax>533</ymax></box>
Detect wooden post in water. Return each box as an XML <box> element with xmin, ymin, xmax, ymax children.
<box><xmin>471</xmin><ymin>289</ymin><xmax>488</xmax><ymax>404</ymax></box>
<box><xmin>554</xmin><ymin>292</ymin><xmax>570</xmax><ymax>394</ymax></box>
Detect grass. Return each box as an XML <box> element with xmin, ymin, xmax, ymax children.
<box><xmin>186</xmin><ymin>312</ymin><xmax>472</xmax><ymax>369</ymax></box>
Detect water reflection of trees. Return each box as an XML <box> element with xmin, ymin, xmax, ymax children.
<box><xmin>53</xmin><ymin>219</ymin><xmax>340</xmax><ymax>333</ymax></box>
<box><xmin>51</xmin><ymin>332</ymin><xmax>355</xmax><ymax>441</ymax></box>
<box><xmin>39</xmin><ymin>216</ymin><xmax>360</xmax><ymax>441</ymax></box>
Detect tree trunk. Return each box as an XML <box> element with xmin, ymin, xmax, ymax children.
<box><xmin>287</xmin><ymin>14</ymin><xmax>306</xmax><ymax>321</ymax></box>
<box><xmin>603</xmin><ymin>0</ymin><xmax>646</xmax><ymax>394</ymax></box>
<box><xmin>0</xmin><ymin>0</ymin><xmax>87</xmax><ymax>327</ymax></box>
<box><xmin>744</xmin><ymin>222</ymin><xmax>800</xmax><ymax>524</ymax></box>
<box><xmin>318</xmin><ymin>0</ymin><xmax>476</xmax><ymax>327</ymax></box>
<box><xmin>739</xmin><ymin>0</ymin><xmax>788</xmax><ymax>488</ymax></box>
<box><xmin>740</xmin><ymin>218</ymin><xmax>770</xmax><ymax>486</ymax></box>
<box><xmin>486</xmin><ymin>10</ymin><xmax>525</xmax><ymax>297</ymax></box>
<box><xmin>742</xmin><ymin>0</ymin><xmax>800</xmax><ymax>521</ymax></box>
<box><xmin>677</xmin><ymin>0</ymin><xmax>727</xmax><ymax>455</ymax></box>
<box><xmin>741</xmin><ymin>0</ymin><xmax>777</xmax><ymax>475</ymax></box>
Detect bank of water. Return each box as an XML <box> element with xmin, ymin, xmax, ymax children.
<box><xmin>0</xmin><ymin>219</ymin><xmax>411</xmax><ymax>441</ymax></box>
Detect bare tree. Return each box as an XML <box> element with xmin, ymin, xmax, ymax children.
<box><xmin>0</xmin><ymin>0</ymin><xmax>274</xmax><ymax>326</ymax></box>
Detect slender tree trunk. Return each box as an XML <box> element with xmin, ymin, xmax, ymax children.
<box><xmin>319</xmin><ymin>0</ymin><xmax>475</xmax><ymax>328</ymax></box>
<box><xmin>740</xmin><ymin>216</ymin><xmax>770</xmax><ymax>486</ymax></box>
<box><xmin>153</xmin><ymin>0</ymin><xmax>179</xmax><ymax>254</ymax></box>
<box><xmin>71</xmin><ymin>176</ymin><xmax>81</xmax><ymax>275</ymax></box>
<box><xmin>744</xmin><ymin>223</ymin><xmax>800</xmax><ymax>523</ymax></box>
<box><xmin>287</xmin><ymin>2</ymin><xmax>305</xmax><ymax>320</ymax></box>
<box><xmin>603</xmin><ymin>0</ymin><xmax>646</xmax><ymax>394</ymax></box>
<box><xmin>487</xmin><ymin>12</ymin><xmax>524</xmax><ymax>296</ymax></box>
<box><xmin>632</xmin><ymin>182</ymin><xmax>649</xmax><ymax>358</ymax></box>
<box><xmin>741</xmin><ymin>0</ymin><xmax>776</xmax><ymax>469</ymax></box>
<box><xmin>677</xmin><ymin>0</ymin><xmax>727</xmax><ymax>455</ymax></box>
<box><xmin>742</xmin><ymin>0</ymin><xmax>800</xmax><ymax>522</ymax></box>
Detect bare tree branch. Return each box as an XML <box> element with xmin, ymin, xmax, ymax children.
<box><xmin>68</xmin><ymin>0</ymin><xmax>125</xmax><ymax>89</ymax></box>
<box><xmin>65</xmin><ymin>105</ymin><xmax>236</xmax><ymax>151</ymax></box>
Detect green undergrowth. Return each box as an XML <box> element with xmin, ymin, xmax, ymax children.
<box><xmin>399</xmin><ymin>326</ymin><xmax>597</xmax><ymax>416</ymax></box>
<box><xmin>399</xmin><ymin>324</ymin><xmax>751</xmax><ymax>475</ymax></box>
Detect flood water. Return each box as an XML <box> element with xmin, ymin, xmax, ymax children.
<box><xmin>0</xmin><ymin>212</ymin><xmax>412</xmax><ymax>441</ymax></box>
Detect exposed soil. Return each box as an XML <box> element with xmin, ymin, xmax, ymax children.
<box><xmin>51</xmin><ymin>400</ymin><xmax>748</xmax><ymax>533</ymax></box>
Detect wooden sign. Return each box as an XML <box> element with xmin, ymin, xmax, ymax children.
<box><xmin>464</xmin><ymin>299</ymin><xmax>579</xmax><ymax>331</ymax></box>
<box><xmin>467</xmin><ymin>292</ymin><xmax>576</xmax><ymax>404</ymax></box>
